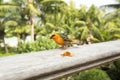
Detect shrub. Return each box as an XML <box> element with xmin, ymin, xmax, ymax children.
<box><xmin>17</xmin><ymin>36</ymin><xmax>58</xmax><ymax>53</ymax></box>
<box><xmin>62</xmin><ymin>68</ymin><xmax>111</xmax><ymax>80</ymax></box>
<box><xmin>78</xmin><ymin>69</ymin><xmax>111</xmax><ymax>80</ymax></box>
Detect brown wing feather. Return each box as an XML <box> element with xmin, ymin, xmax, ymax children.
<box><xmin>60</xmin><ymin>33</ymin><xmax>72</xmax><ymax>46</ymax></box>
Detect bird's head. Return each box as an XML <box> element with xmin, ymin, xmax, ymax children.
<box><xmin>50</xmin><ymin>33</ymin><xmax>60</xmax><ymax>39</ymax></box>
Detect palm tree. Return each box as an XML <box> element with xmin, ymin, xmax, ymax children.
<box><xmin>11</xmin><ymin>0</ymin><xmax>40</xmax><ymax>42</ymax></box>
<box><xmin>0</xmin><ymin>0</ymin><xmax>21</xmax><ymax>53</ymax></box>
<box><xmin>39</xmin><ymin>0</ymin><xmax>67</xmax><ymax>26</ymax></box>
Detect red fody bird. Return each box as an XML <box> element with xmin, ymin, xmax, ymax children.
<box><xmin>50</xmin><ymin>33</ymin><xmax>79</xmax><ymax>47</ymax></box>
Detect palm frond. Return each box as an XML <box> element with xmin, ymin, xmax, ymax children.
<box><xmin>0</xmin><ymin>3</ymin><xmax>21</xmax><ymax>14</ymax></box>
<box><xmin>45</xmin><ymin>22</ymin><xmax>55</xmax><ymax>29</ymax></box>
<box><xmin>75</xmin><ymin>21</ymin><xmax>86</xmax><ymax>26</ymax></box>
<box><xmin>28</xmin><ymin>3</ymin><xmax>40</xmax><ymax>16</ymax></box>
<box><xmin>41</xmin><ymin>0</ymin><xmax>67</xmax><ymax>5</ymax></box>
<box><xmin>104</xmin><ymin>9</ymin><xmax>120</xmax><ymax>22</ymax></box>
<box><xmin>91</xmin><ymin>25</ymin><xmax>104</xmax><ymax>41</ymax></box>
<box><xmin>4</xmin><ymin>20</ymin><xmax>18</xmax><ymax>27</ymax></box>
<box><xmin>80</xmin><ymin>26</ymin><xmax>89</xmax><ymax>40</ymax></box>
<box><xmin>114</xmin><ymin>34</ymin><xmax>120</xmax><ymax>38</ymax></box>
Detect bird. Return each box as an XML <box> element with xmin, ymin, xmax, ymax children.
<box><xmin>50</xmin><ymin>33</ymin><xmax>79</xmax><ymax>48</ymax></box>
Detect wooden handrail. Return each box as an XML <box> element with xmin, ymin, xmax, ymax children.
<box><xmin>0</xmin><ymin>40</ymin><xmax>120</xmax><ymax>80</ymax></box>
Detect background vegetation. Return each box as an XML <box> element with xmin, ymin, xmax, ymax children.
<box><xmin>0</xmin><ymin>0</ymin><xmax>120</xmax><ymax>80</ymax></box>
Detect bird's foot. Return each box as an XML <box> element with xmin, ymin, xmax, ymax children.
<box><xmin>59</xmin><ymin>46</ymin><xmax>68</xmax><ymax>50</ymax></box>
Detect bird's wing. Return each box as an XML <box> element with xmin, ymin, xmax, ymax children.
<box><xmin>60</xmin><ymin>33</ymin><xmax>72</xmax><ymax>43</ymax></box>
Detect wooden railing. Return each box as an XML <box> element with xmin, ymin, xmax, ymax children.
<box><xmin>0</xmin><ymin>40</ymin><xmax>120</xmax><ymax>80</ymax></box>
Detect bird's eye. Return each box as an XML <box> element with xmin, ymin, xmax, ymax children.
<box><xmin>50</xmin><ymin>34</ymin><xmax>55</xmax><ymax>39</ymax></box>
<box><xmin>52</xmin><ymin>34</ymin><xmax>55</xmax><ymax>37</ymax></box>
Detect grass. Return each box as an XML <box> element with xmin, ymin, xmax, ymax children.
<box><xmin>0</xmin><ymin>52</ymin><xmax>16</xmax><ymax>57</ymax></box>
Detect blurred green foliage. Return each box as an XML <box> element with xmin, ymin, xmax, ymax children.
<box><xmin>61</xmin><ymin>69</ymin><xmax>111</xmax><ymax>80</ymax></box>
<box><xmin>17</xmin><ymin>36</ymin><xmax>58</xmax><ymax>53</ymax></box>
<box><xmin>105</xmin><ymin>60</ymin><xmax>120</xmax><ymax>80</ymax></box>
<box><xmin>75</xmin><ymin>69</ymin><xmax>111</xmax><ymax>80</ymax></box>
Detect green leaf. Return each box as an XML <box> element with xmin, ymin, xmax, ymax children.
<box><xmin>75</xmin><ymin>20</ymin><xmax>86</xmax><ymax>26</ymax></box>
<box><xmin>45</xmin><ymin>22</ymin><xmax>55</xmax><ymax>29</ymax></box>
<box><xmin>81</xmin><ymin>26</ymin><xmax>89</xmax><ymax>40</ymax></box>
<box><xmin>28</xmin><ymin>3</ymin><xmax>40</xmax><ymax>16</ymax></box>
<box><xmin>91</xmin><ymin>25</ymin><xmax>104</xmax><ymax>41</ymax></box>
<box><xmin>0</xmin><ymin>3</ymin><xmax>21</xmax><ymax>14</ymax></box>
<box><xmin>114</xmin><ymin>34</ymin><xmax>120</xmax><ymax>38</ymax></box>
<box><xmin>4</xmin><ymin>21</ymin><xmax>18</xmax><ymax>27</ymax></box>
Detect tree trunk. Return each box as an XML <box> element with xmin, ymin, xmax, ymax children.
<box><xmin>34</xmin><ymin>34</ymin><xmax>37</xmax><ymax>41</ymax></box>
<box><xmin>30</xmin><ymin>15</ymin><xmax>34</xmax><ymax>42</ymax></box>
<box><xmin>29</xmin><ymin>0</ymin><xmax>35</xmax><ymax>42</ymax></box>
<box><xmin>3</xmin><ymin>38</ymin><xmax>8</xmax><ymax>53</ymax></box>
<box><xmin>17</xmin><ymin>34</ymin><xmax>20</xmax><ymax>43</ymax></box>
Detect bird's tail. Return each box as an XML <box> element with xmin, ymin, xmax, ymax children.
<box><xmin>65</xmin><ymin>39</ymin><xmax>80</xmax><ymax>47</ymax></box>
<box><xmin>70</xmin><ymin>39</ymin><xmax>80</xmax><ymax>45</ymax></box>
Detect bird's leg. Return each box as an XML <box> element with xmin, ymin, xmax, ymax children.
<box><xmin>59</xmin><ymin>45</ymin><xmax>68</xmax><ymax>50</ymax></box>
